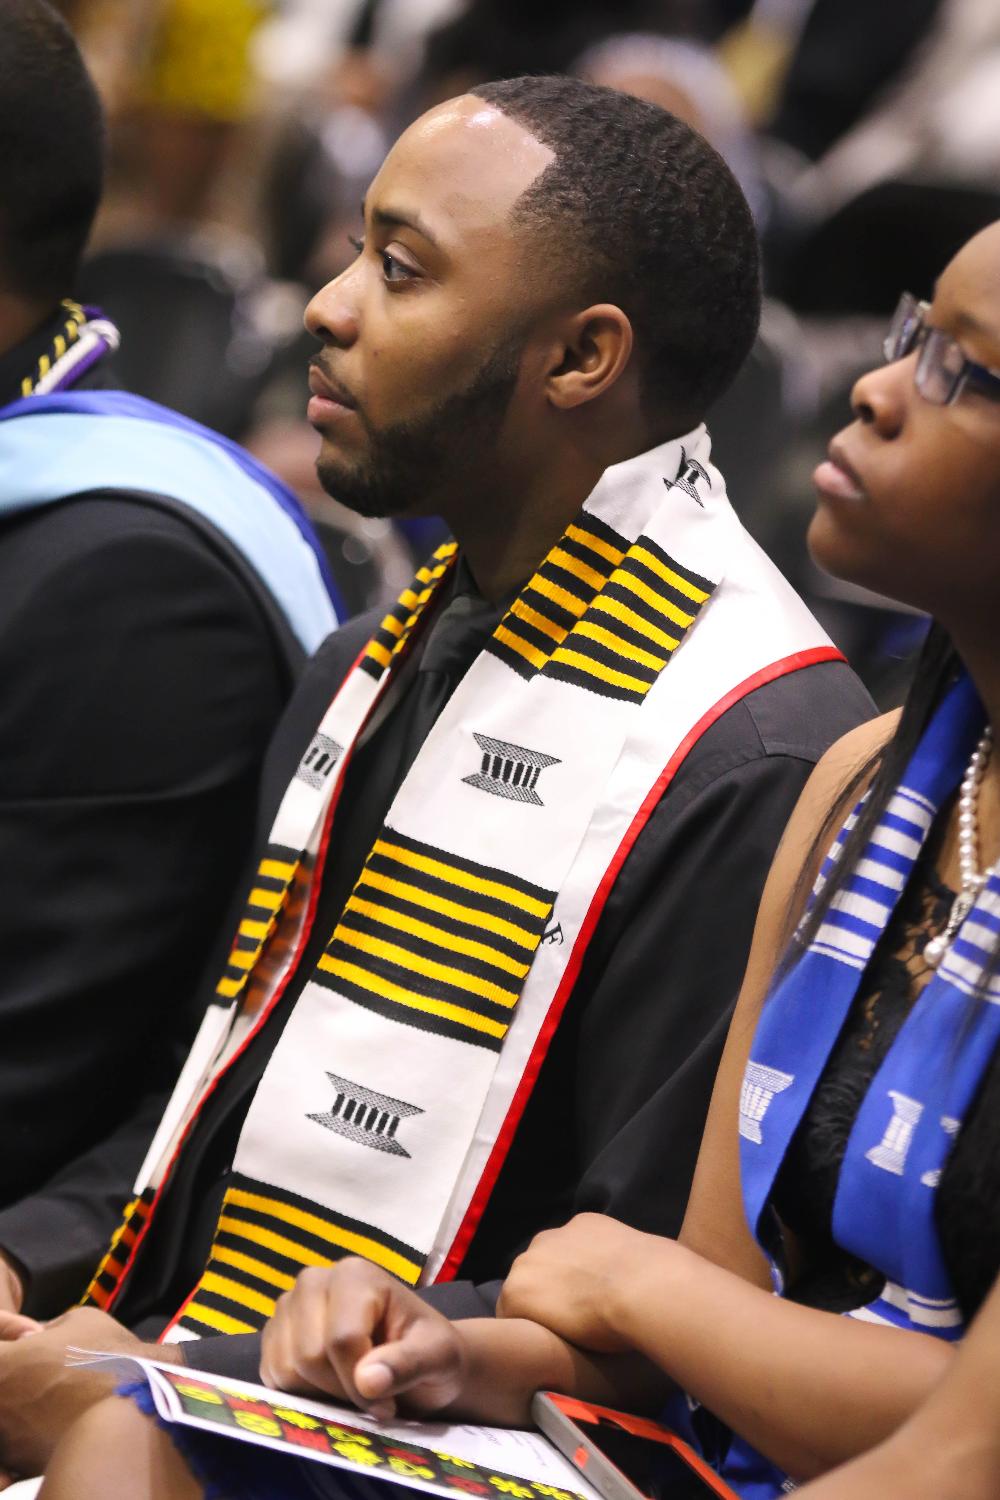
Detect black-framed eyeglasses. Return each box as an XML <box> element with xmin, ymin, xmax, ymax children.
<box><xmin>884</xmin><ymin>291</ymin><xmax>1000</xmax><ymax>406</ymax></box>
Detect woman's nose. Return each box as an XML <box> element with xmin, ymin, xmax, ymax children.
<box><xmin>849</xmin><ymin>355</ymin><xmax>911</xmax><ymax>439</ymax></box>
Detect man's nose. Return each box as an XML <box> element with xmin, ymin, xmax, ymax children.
<box><xmin>305</xmin><ymin>264</ymin><xmax>360</xmax><ymax>347</ymax></box>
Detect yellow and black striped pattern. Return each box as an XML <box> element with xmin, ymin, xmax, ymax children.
<box><xmin>544</xmin><ymin>534</ymin><xmax>715</xmax><ymax>703</ymax></box>
<box><xmin>177</xmin><ymin>1174</ymin><xmax>425</xmax><ymax>1335</ymax></box>
<box><xmin>488</xmin><ymin>513</ymin><xmax>715</xmax><ymax>705</ymax></box>
<box><xmin>20</xmin><ymin>300</ymin><xmax>86</xmax><ymax>397</ymax></box>
<box><xmin>487</xmin><ymin>513</ymin><xmax>627</xmax><ymax>679</ymax></box>
<box><xmin>215</xmin><ymin>844</ymin><xmax>300</xmax><ymax>1004</ymax></box>
<box><xmin>359</xmin><ymin>541</ymin><xmax>458</xmax><ymax>681</ymax></box>
<box><xmin>82</xmin><ymin>1187</ymin><xmax>155</xmax><ymax>1311</ymax></box>
<box><xmin>316</xmin><ymin>828</ymin><xmax>556</xmax><ymax>1053</ymax></box>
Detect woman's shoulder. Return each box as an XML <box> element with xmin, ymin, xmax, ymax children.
<box><xmin>795</xmin><ymin>709</ymin><xmax>901</xmax><ymax>832</ymax></box>
<box><xmin>751</xmin><ymin>709</ymin><xmax>901</xmax><ymax>950</ymax></box>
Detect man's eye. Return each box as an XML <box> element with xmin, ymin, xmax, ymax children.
<box><xmin>346</xmin><ymin>234</ymin><xmax>365</xmax><ymax>256</ymax></box>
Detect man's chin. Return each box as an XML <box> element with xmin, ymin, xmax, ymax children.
<box><xmin>315</xmin><ymin>459</ymin><xmax>401</xmax><ymax>521</ymax></box>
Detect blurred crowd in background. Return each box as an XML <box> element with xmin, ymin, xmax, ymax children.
<box><xmin>55</xmin><ymin>0</ymin><xmax>1000</xmax><ymax>705</ymax></box>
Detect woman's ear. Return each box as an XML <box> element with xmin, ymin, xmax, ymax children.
<box><xmin>544</xmin><ymin>304</ymin><xmax>634</xmax><ymax>410</ymax></box>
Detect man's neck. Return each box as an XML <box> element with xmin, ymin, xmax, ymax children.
<box><xmin>444</xmin><ymin>444</ymin><xmax>637</xmax><ymax>603</ymax></box>
<box><xmin>448</xmin><ymin>427</ymin><xmax>674</xmax><ymax>601</ymax></box>
<box><xmin>458</xmin><ymin>519</ymin><xmax>572</xmax><ymax>602</ymax></box>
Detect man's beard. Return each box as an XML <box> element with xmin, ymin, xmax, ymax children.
<box><xmin>315</xmin><ymin>336</ymin><xmax>522</xmax><ymax>519</ymax></box>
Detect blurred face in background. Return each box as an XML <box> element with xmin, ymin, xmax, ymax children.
<box><xmin>304</xmin><ymin>96</ymin><xmax>555</xmax><ymax>520</ymax></box>
<box><xmin>809</xmin><ymin>221</ymin><xmax>1000</xmax><ymax>631</ymax></box>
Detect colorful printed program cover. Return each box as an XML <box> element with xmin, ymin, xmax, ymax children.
<box><xmin>72</xmin><ymin>1355</ymin><xmax>600</xmax><ymax>1500</ymax></box>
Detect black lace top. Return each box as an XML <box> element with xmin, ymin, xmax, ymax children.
<box><xmin>772</xmin><ymin>835</ymin><xmax>1000</xmax><ymax>1322</ymax></box>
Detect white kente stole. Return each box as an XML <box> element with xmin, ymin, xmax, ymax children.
<box><xmin>712</xmin><ymin>670</ymin><xmax>1000</xmax><ymax>1500</ymax></box>
<box><xmin>83</xmin><ymin>427</ymin><xmax>837</xmax><ymax>1339</ymax></box>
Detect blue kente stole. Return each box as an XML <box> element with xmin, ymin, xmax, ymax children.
<box><xmin>0</xmin><ymin>389</ymin><xmax>340</xmax><ymax>654</ymax></box>
<box><xmin>672</xmin><ymin>672</ymin><xmax>1000</xmax><ymax>1497</ymax></box>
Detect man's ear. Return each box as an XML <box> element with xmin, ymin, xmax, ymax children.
<box><xmin>544</xmin><ymin>304</ymin><xmax>634</xmax><ymax>410</ymax></box>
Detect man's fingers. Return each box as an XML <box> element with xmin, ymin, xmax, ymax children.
<box><xmin>259</xmin><ymin>1261</ymin><xmax>463</xmax><ymax>1417</ymax></box>
<box><xmin>261</xmin><ymin>1263</ymin><xmax>388</xmax><ymax>1405</ymax></box>
<box><xmin>319</xmin><ymin>1288</ymin><xmax>384</xmax><ymax>1408</ymax></box>
<box><xmin>260</xmin><ymin>1313</ymin><xmax>295</xmax><ymax>1391</ymax></box>
<box><xmin>351</xmin><ymin>1360</ymin><xmax>397</xmax><ymax>1422</ymax></box>
<box><xmin>265</xmin><ymin>1274</ymin><xmax>354</xmax><ymax>1397</ymax></box>
<box><xmin>354</xmin><ymin>1358</ymin><xmax>395</xmax><ymax>1399</ymax></box>
<box><xmin>355</xmin><ymin>1321</ymin><xmax>463</xmax><ymax>1413</ymax></box>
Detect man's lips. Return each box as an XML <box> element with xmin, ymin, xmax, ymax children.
<box><xmin>813</xmin><ymin>440</ymin><xmax>866</xmax><ymax>503</ymax></box>
<box><xmin>308</xmin><ymin>365</ymin><xmax>358</xmax><ymax>411</ymax></box>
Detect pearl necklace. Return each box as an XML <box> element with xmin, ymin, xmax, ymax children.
<box><xmin>924</xmin><ymin>725</ymin><xmax>994</xmax><ymax>968</ymax></box>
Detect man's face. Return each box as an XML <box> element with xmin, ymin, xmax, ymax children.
<box><xmin>304</xmin><ymin>97</ymin><xmax>555</xmax><ymax>519</ymax></box>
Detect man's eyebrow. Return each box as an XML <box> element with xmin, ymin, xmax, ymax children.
<box><xmin>360</xmin><ymin>198</ymin><xmax>442</xmax><ymax>251</ymax></box>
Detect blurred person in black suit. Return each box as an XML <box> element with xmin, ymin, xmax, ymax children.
<box><xmin>0</xmin><ymin>0</ymin><xmax>337</xmax><ymax>1319</ymax></box>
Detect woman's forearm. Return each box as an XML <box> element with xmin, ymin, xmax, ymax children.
<box><xmin>799</xmin><ymin>1273</ymin><xmax>1000</xmax><ymax>1499</ymax></box>
<box><xmin>795</xmin><ymin>1418</ymin><xmax>1000</xmax><ymax>1500</ymax></box>
<box><xmin>608</xmin><ymin>1241</ymin><xmax>954</xmax><ymax>1481</ymax></box>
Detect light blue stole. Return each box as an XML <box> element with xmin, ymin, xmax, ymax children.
<box><xmin>671</xmin><ymin>673</ymin><xmax>1000</xmax><ymax>1497</ymax></box>
<box><xmin>0</xmin><ymin>389</ymin><xmax>340</xmax><ymax>655</ymax></box>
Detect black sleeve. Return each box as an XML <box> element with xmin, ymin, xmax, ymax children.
<box><xmin>0</xmin><ymin>1090</ymin><xmax>170</xmax><ymax>1317</ymax></box>
<box><xmin>561</xmin><ymin>751</ymin><xmax>808</xmax><ymax>1237</ymax></box>
<box><xmin>0</xmin><ymin>497</ymin><xmax>287</xmax><ymax>1311</ymax></box>
<box><xmin>436</xmin><ymin>666</ymin><xmax>872</xmax><ymax>1302</ymax></box>
<box><xmin>184</xmin><ymin>1330</ymin><xmax>266</xmax><ymax>1381</ymax></box>
<box><xmin>452</xmin><ymin>743</ymin><xmax>825</xmax><ymax>1301</ymax></box>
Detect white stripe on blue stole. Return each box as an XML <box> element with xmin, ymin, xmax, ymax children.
<box><xmin>938</xmin><ymin>870</ymin><xmax>1000</xmax><ymax>1002</ymax></box>
<box><xmin>740</xmin><ymin>671</ymin><xmax>996</xmax><ymax>1354</ymax></box>
<box><xmin>813</xmin><ymin>788</ymin><xmax>936</xmax><ymax>970</ymax></box>
<box><xmin>673</xmin><ymin>678</ymin><xmax>996</xmax><ymax>1500</ymax></box>
<box><xmin>847</xmin><ymin>1280</ymin><xmax>963</xmax><ymax>1337</ymax></box>
<box><xmin>803</xmin><ymin>798</ymin><xmax>864</xmax><ymax>910</ymax></box>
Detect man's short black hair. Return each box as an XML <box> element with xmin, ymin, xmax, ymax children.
<box><xmin>471</xmin><ymin>75</ymin><xmax>761</xmax><ymax>427</ymax></box>
<box><xmin>0</xmin><ymin>0</ymin><xmax>104</xmax><ymax>301</ymax></box>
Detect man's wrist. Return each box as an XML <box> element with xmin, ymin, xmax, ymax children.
<box><xmin>145</xmin><ymin>1341</ymin><xmax>185</xmax><ymax>1366</ymax></box>
<box><xmin>455</xmin><ymin>1318</ymin><xmax>564</xmax><ymax>1425</ymax></box>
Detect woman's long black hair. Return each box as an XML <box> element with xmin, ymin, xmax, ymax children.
<box><xmin>786</xmin><ymin>620</ymin><xmax>962</xmax><ymax>960</ymax></box>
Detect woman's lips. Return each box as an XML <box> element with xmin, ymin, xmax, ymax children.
<box><xmin>813</xmin><ymin>445</ymin><xmax>866</xmax><ymax>503</ymax></box>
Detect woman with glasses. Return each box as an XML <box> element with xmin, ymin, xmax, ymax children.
<box><xmin>35</xmin><ymin>222</ymin><xmax>1000</xmax><ymax>1500</ymax></box>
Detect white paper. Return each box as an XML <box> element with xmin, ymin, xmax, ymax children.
<box><xmin>70</xmin><ymin>1352</ymin><xmax>600</xmax><ymax>1500</ymax></box>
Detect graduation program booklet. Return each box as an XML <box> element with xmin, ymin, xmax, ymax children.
<box><xmin>69</xmin><ymin>1353</ymin><xmax>601</xmax><ymax>1500</ymax></box>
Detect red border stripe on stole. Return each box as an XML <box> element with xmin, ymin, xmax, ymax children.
<box><xmin>435</xmin><ymin>645</ymin><xmax>845</xmax><ymax>1281</ymax></box>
